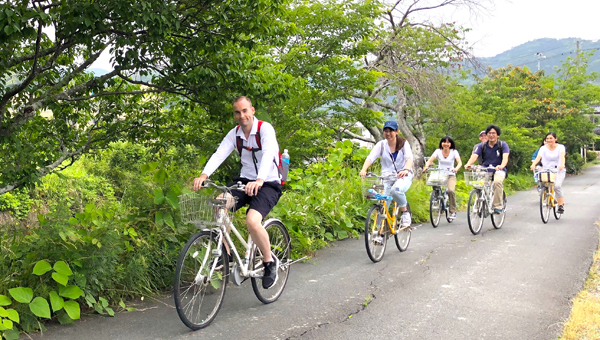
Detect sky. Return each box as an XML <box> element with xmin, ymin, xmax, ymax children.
<box><xmin>90</xmin><ymin>0</ymin><xmax>600</xmax><ymax>70</ymax></box>
<box><xmin>444</xmin><ymin>0</ymin><xmax>600</xmax><ymax>58</ymax></box>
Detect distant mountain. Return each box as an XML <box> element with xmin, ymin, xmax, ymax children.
<box><xmin>477</xmin><ymin>38</ymin><xmax>600</xmax><ymax>76</ymax></box>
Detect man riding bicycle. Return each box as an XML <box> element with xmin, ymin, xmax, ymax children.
<box><xmin>193</xmin><ymin>96</ymin><xmax>282</xmax><ymax>289</ymax></box>
<box><xmin>464</xmin><ymin>124</ymin><xmax>510</xmax><ymax>214</ymax></box>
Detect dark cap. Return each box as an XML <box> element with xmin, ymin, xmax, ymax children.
<box><xmin>383</xmin><ymin>120</ymin><xmax>399</xmax><ymax>131</ymax></box>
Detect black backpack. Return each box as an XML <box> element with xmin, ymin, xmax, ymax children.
<box><xmin>235</xmin><ymin>121</ymin><xmax>287</xmax><ymax>185</ymax></box>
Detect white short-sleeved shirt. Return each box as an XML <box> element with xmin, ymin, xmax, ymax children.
<box><xmin>430</xmin><ymin>149</ymin><xmax>460</xmax><ymax>175</ymax></box>
<box><xmin>366</xmin><ymin>140</ymin><xmax>413</xmax><ymax>177</ymax></box>
<box><xmin>538</xmin><ymin>144</ymin><xmax>566</xmax><ymax>172</ymax></box>
<box><xmin>201</xmin><ymin>118</ymin><xmax>281</xmax><ymax>183</ymax></box>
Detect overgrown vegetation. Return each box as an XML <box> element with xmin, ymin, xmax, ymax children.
<box><xmin>560</xmin><ymin>226</ymin><xmax>600</xmax><ymax>340</ymax></box>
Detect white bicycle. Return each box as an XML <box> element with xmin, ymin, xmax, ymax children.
<box><xmin>174</xmin><ymin>180</ymin><xmax>299</xmax><ymax>330</ymax></box>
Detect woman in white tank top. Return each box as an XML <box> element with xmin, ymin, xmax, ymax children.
<box><xmin>423</xmin><ymin>136</ymin><xmax>463</xmax><ymax>219</ymax></box>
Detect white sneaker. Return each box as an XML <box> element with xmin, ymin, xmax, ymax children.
<box><xmin>449</xmin><ymin>212</ymin><xmax>457</xmax><ymax>219</ymax></box>
<box><xmin>401</xmin><ymin>212</ymin><xmax>411</xmax><ymax>227</ymax></box>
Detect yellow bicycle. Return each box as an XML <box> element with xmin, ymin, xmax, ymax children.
<box><xmin>362</xmin><ymin>173</ymin><xmax>411</xmax><ymax>263</ymax></box>
<box><xmin>536</xmin><ymin>169</ymin><xmax>562</xmax><ymax>223</ymax></box>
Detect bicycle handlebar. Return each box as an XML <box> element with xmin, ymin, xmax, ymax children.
<box><xmin>202</xmin><ymin>180</ymin><xmax>246</xmax><ymax>192</ymax></box>
<box><xmin>466</xmin><ymin>165</ymin><xmax>497</xmax><ymax>171</ymax></box>
<box><xmin>364</xmin><ymin>172</ymin><xmax>397</xmax><ymax>181</ymax></box>
<box><xmin>533</xmin><ymin>168</ymin><xmax>559</xmax><ymax>176</ymax></box>
<box><xmin>424</xmin><ymin>167</ymin><xmax>454</xmax><ymax>173</ymax></box>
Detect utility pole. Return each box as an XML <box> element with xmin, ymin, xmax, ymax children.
<box><xmin>535</xmin><ymin>52</ymin><xmax>546</xmax><ymax>71</ymax></box>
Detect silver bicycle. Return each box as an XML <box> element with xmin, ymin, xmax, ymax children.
<box><xmin>464</xmin><ymin>165</ymin><xmax>507</xmax><ymax>235</ymax></box>
<box><xmin>174</xmin><ymin>180</ymin><xmax>297</xmax><ymax>330</ymax></box>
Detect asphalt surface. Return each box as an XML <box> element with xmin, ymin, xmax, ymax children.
<box><xmin>31</xmin><ymin>166</ymin><xmax>600</xmax><ymax>340</ymax></box>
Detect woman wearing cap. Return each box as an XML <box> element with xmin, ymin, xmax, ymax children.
<box><xmin>360</xmin><ymin>120</ymin><xmax>414</xmax><ymax>227</ymax></box>
<box><xmin>530</xmin><ymin>132</ymin><xmax>566</xmax><ymax>214</ymax></box>
<box><xmin>423</xmin><ymin>136</ymin><xmax>463</xmax><ymax>220</ymax></box>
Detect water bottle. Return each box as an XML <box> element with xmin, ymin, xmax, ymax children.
<box><xmin>281</xmin><ymin>149</ymin><xmax>290</xmax><ymax>172</ymax></box>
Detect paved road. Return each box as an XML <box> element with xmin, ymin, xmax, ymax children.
<box><xmin>32</xmin><ymin>166</ymin><xmax>600</xmax><ymax>340</ymax></box>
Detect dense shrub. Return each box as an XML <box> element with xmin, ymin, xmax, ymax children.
<box><xmin>586</xmin><ymin>150</ymin><xmax>598</xmax><ymax>162</ymax></box>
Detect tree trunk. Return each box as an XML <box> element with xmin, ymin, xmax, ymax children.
<box><xmin>395</xmin><ymin>87</ymin><xmax>426</xmax><ymax>177</ymax></box>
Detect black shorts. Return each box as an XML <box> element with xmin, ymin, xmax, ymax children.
<box><xmin>229</xmin><ymin>177</ymin><xmax>282</xmax><ymax>218</ymax></box>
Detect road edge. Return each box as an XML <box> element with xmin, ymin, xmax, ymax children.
<box><xmin>558</xmin><ymin>222</ymin><xmax>600</xmax><ymax>339</ymax></box>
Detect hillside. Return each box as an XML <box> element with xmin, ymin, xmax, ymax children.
<box><xmin>477</xmin><ymin>38</ymin><xmax>600</xmax><ymax>75</ymax></box>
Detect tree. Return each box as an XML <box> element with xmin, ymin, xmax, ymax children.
<box><xmin>0</xmin><ymin>0</ymin><xmax>292</xmax><ymax>194</ymax></box>
<box><xmin>341</xmin><ymin>0</ymin><xmax>489</xmax><ymax>171</ymax></box>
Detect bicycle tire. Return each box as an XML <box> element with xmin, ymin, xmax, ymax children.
<box><xmin>552</xmin><ymin>187</ymin><xmax>562</xmax><ymax>220</ymax></box>
<box><xmin>553</xmin><ymin>204</ymin><xmax>562</xmax><ymax>220</ymax></box>
<box><xmin>467</xmin><ymin>190</ymin><xmax>484</xmax><ymax>235</ymax></box>
<box><xmin>540</xmin><ymin>188</ymin><xmax>550</xmax><ymax>224</ymax></box>
<box><xmin>395</xmin><ymin>202</ymin><xmax>411</xmax><ymax>252</ymax></box>
<box><xmin>365</xmin><ymin>204</ymin><xmax>388</xmax><ymax>262</ymax></box>
<box><xmin>491</xmin><ymin>191</ymin><xmax>507</xmax><ymax>229</ymax></box>
<box><xmin>174</xmin><ymin>231</ymin><xmax>228</xmax><ymax>330</ymax></box>
<box><xmin>251</xmin><ymin>219</ymin><xmax>291</xmax><ymax>304</ymax></box>
<box><xmin>429</xmin><ymin>191</ymin><xmax>442</xmax><ymax>228</ymax></box>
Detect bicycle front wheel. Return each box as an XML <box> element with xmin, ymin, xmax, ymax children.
<box><xmin>365</xmin><ymin>204</ymin><xmax>388</xmax><ymax>262</ymax></box>
<box><xmin>395</xmin><ymin>202</ymin><xmax>411</xmax><ymax>252</ymax></box>
<box><xmin>429</xmin><ymin>192</ymin><xmax>442</xmax><ymax>228</ymax></box>
<box><xmin>540</xmin><ymin>188</ymin><xmax>550</xmax><ymax>224</ymax></box>
<box><xmin>251</xmin><ymin>219</ymin><xmax>291</xmax><ymax>304</ymax></box>
<box><xmin>174</xmin><ymin>231</ymin><xmax>228</xmax><ymax>330</ymax></box>
<box><xmin>467</xmin><ymin>190</ymin><xmax>484</xmax><ymax>235</ymax></box>
<box><xmin>491</xmin><ymin>191</ymin><xmax>507</xmax><ymax>229</ymax></box>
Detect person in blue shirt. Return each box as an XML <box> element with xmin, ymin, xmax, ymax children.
<box><xmin>464</xmin><ymin>125</ymin><xmax>510</xmax><ymax>214</ymax></box>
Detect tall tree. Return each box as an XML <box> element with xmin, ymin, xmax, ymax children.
<box><xmin>341</xmin><ymin>0</ymin><xmax>488</xmax><ymax>171</ymax></box>
<box><xmin>0</xmin><ymin>0</ymin><xmax>292</xmax><ymax>194</ymax></box>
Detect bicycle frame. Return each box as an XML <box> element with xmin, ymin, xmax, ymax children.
<box><xmin>380</xmin><ymin>199</ymin><xmax>400</xmax><ymax>234</ymax></box>
<box><xmin>430</xmin><ymin>186</ymin><xmax>448</xmax><ymax>210</ymax></box>
<box><xmin>364</xmin><ymin>173</ymin><xmax>405</xmax><ymax>235</ymax></box>
<box><xmin>215</xmin><ymin>209</ymin><xmax>266</xmax><ymax>279</ymax></box>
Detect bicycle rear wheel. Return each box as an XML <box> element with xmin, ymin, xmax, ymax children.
<box><xmin>552</xmin><ymin>188</ymin><xmax>562</xmax><ymax>220</ymax></box>
<box><xmin>395</xmin><ymin>203</ymin><xmax>411</xmax><ymax>252</ymax></box>
<box><xmin>429</xmin><ymin>191</ymin><xmax>442</xmax><ymax>228</ymax></box>
<box><xmin>491</xmin><ymin>191</ymin><xmax>507</xmax><ymax>229</ymax></box>
<box><xmin>251</xmin><ymin>219</ymin><xmax>291</xmax><ymax>304</ymax></box>
<box><xmin>540</xmin><ymin>188</ymin><xmax>550</xmax><ymax>224</ymax></box>
<box><xmin>553</xmin><ymin>203</ymin><xmax>562</xmax><ymax>220</ymax></box>
<box><xmin>174</xmin><ymin>231</ymin><xmax>228</xmax><ymax>330</ymax></box>
<box><xmin>467</xmin><ymin>190</ymin><xmax>484</xmax><ymax>235</ymax></box>
<box><xmin>365</xmin><ymin>204</ymin><xmax>388</xmax><ymax>262</ymax></box>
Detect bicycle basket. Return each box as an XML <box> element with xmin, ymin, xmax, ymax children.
<box><xmin>463</xmin><ymin>171</ymin><xmax>492</xmax><ymax>189</ymax></box>
<box><xmin>361</xmin><ymin>177</ymin><xmax>384</xmax><ymax>198</ymax></box>
<box><xmin>539</xmin><ymin>172</ymin><xmax>556</xmax><ymax>183</ymax></box>
<box><xmin>179</xmin><ymin>189</ymin><xmax>236</xmax><ymax>227</ymax></box>
<box><xmin>425</xmin><ymin>170</ymin><xmax>449</xmax><ymax>186</ymax></box>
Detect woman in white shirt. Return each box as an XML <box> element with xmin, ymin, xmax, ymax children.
<box><xmin>423</xmin><ymin>136</ymin><xmax>463</xmax><ymax>220</ymax></box>
<box><xmin>360</xmin><ymin>121</ymin><xmax>414</xmax><ymax>227</ymax></box>
<box><xmin>530</xmin><ymin>132</ymin><xmax>566</xmax><ymax>213</ymax></box>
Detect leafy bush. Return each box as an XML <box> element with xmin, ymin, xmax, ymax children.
<box><xmin>0</xmin><ymin>188</ymin><xmax>34</xmax><ymax>220</ymax></box>
<box><xmin>586</xmin><ymin>150</ymin><xmax>598</xmax><ymax>162</ymax></box>
<box><xmin>567</xmin><ymin>153</ymin><xmax>585</xmax><ymax>174</ymax></box>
